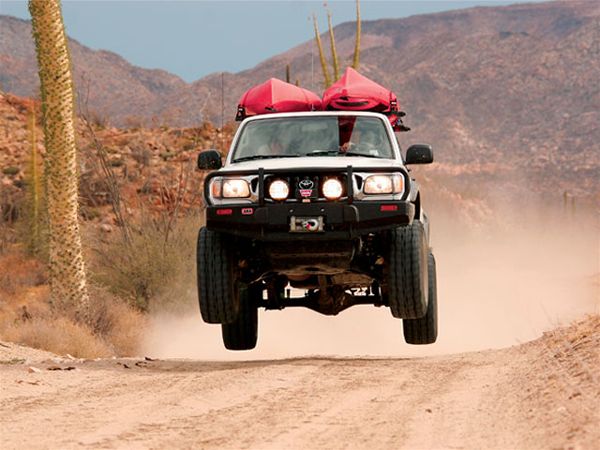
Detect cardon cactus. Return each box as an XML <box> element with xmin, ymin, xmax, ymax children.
<box><xmin>29</xmin><ymin>0</ymin><xmax>89</xmax><ymax>316</ymax></box>
<box><xmin>327</xmin><ymin>9</ymin><xmax>340</xmax><ymax>81</ymax></box>
<box><xmin>24</xmin><ymin>102</ymin><xmax>46</xmax><ymax>256</ymax></box>
<box><xmin>353</xmin><ymin>0</ymin><xmax>361</xmax><ymax>70</ymax></box>
<box><xmin>312</xmin><ymin>14</ymin><xmax>332</xmax><ymax>88</ymax></box>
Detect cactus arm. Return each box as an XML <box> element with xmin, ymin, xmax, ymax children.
<box><xmin>327</xmin><ymin>9</ymin><xmax>340</xmax><ymax>81</ymax></box>
<box><xmin>29</xmin><ymin>103</ymin><xmax>42</xmax><ymax>254</ymax></box>
<box><xmin>352</xmin><ymin>0</ymin><xmax>361</xmax><ymax>70</ymax></box>
<box><xmin>313</xmin><ymin>13</ymin><xmax>331</xmax><ymax>88</ymax></box>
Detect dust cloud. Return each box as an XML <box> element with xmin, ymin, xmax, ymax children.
<box><xmin>143</xmin><ymin>199</ymin><xmax>599</xmax><ymax>361</ymax></box>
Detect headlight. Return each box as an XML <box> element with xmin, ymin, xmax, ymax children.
<box><xmin>269</xmin><ymin>179</ymin><xmax>289</xmax><ymax>201</ymax></box>
<box><xmin>364</xmin><ymin>175</ymin><xmax>404</xmax><ymax>195</ymax></box>
<box><xmin>222</xmin><ymin>179</ymin><xmax>250</xmax><ymax>198</ymax></box>
<box><xmin>322</xmin><ymin>178</ymin><xmax>343</xmax><ymax>200</ymax></box>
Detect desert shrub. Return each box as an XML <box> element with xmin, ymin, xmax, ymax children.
<box><xmin>0</xmin><ymin>287</ymin><xmax>146</xmax><ymax>358</ymax></box>
<box><xmin>0</xmin><ymin>247</ymin><xmax>146</xmax><ymax>358</ymax></box>
<box><xmin>109</xmin><ymin>158</ymin><xmax>124</xmax><ymax>167</ymax></box>
<box><xmin>83</xmin><ymin>285</ymin><xmax>146</xmax><ymax>356</ymax></box>
<box><xmin>1</xmin><ymin>316</ymin><xmax>112</xmax><ymax>358</ymax></box>
<box><xmin>0</xmin><ymin>221</ymin><xmax>16</xmax><ymax>256</ymax></box>
<box><xmin>88</xmin><ymin>109</ymin><xmax>109</xmax><ymax>129</ymax></box>
<box><xmin>0</xmin><ymin>186</ymin><xmax>21</xmax><ymax>224</ymax></box>
<box><xmin>123</xmin><ymin>115</ymin><xmax>144</xmax><ymax>130</ymax></box>
<box><xmin>90</xmin><ymin>213</ymin><xmax>201</xmax><ymax>312</ymax></box>
<box><xmin>131</xmin><ymin>144</ymin><xmax>152</xmax><ymax>167</ymax></box>
<box><xmin>0</xmin><ymin>186</ymin><xmax>20</xmax><ymax>255</ymax></box>
<box><xmin>0</xmin><ymin>252</ymin><xmax>47</xmax><ymax>296</ymax></box>
<box><xmin>2</xmin><ymin>166</ymin><xmax>19</xmax><ymax>176</ymax></box>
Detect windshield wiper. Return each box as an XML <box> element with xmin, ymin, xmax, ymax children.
<box><xmin>305</xmin><ymin>149</ymin><xmax>339</xmax><ymax>156</ymax></box>
<box><xmin>305</xmin><ymin>149</ymin><xmax>381</xmax><ymax>158</ymax></box>
<box><xmin>234</xmin><ymin>154</ymin><xmax>299</xmax><ymax>162</ymax></box>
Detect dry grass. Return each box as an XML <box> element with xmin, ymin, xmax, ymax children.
<box><xmin>0</xmin><ymin>246</ymin><xmax>147</xmax><ymax>358</ymax></box>
<box><xmin>84</xmin><ymin>285</ymin><xmax>147</xmax><ymax>356</ymax></box>
<box><xmin>512</xmin><ymin>314</ymin><xmax>600</xmax><ymax>446</ymax></box>
<box><xmin>1</xmin><ymin>317</ymin><xmax>112</xmax><ymax>358</ymax></box>
<box><xmin>539</xmin><ymin>314</ymin><xmax>600</xmax><ymax>396</ymax></box>
<box><xmin>0</xmin><ymin>222</ymin><xmax>17</xmax><ymax>256</ymax></box>
<box><xmin>0</xmin><ymin>286</ymin><xmax>147</xmax><ymax>358</ymax></box>
<box><xmin>89</xmin><ymin>213</ymin><xmax>200</xmax><ymax>313</ymax></box>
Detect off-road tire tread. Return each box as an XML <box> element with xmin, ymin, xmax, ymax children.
<box><xmin>387</xmin><ymin>221</ymin><xmax>428</xmax><ymax>319</ymax></box>
<box><xmin>403</xmin><ymin>252</ymin><xmax>438</xmax><ymax>344</ymax></box>
<box><xmin>197</xmin><ymin>227</ymin><xmax>238</xmax><ymax>324</ymax></box>
<box><xmin>222</xmin><ymin>286</ymin><xmax>259</xmax><ymax>350</ymax></box>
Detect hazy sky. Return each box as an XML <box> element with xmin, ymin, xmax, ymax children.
<box><xmin>1</xmin><ymin>1</ymin><xmax>544</xmax><ymax>82</ymax></box>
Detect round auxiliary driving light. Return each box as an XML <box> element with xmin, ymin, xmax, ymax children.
<box><xmin>269</xmin><ymin>179</ymin><xmax>289</xmax><ymax>201</ymax></box>
<box><xmin>322</xmin><ymin>178</ymin><xmax>343</xmax><ymax>200</ymax></box>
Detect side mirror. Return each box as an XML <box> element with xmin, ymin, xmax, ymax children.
<box><xmin>197</xmin><ymin>150</ymin><xmax>222</xmax><ymax>170</ymax></box>
<box><xmin>405</xmin><ymin>144</ymin><xmax>433</xmax><ymax>165</ymax></box>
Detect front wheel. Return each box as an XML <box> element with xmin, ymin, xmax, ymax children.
<box><xmin>403</xmin><ymin>252</ymin><xmax>438</xmax><ymax>345</ymax></box>
<box><xmin>197</xmin><ymin>227</ymin><xmax>239</xmax><ymax>324</ymax></box>
<box><xmin>222</xmin><ymin>285</ymin><xmax>261</xmax><ymax>350</ymax></box>
<box><xmin>385</xmin><ymin>221</ymin><xmax>429</xmax><ymax>319</ymax></box>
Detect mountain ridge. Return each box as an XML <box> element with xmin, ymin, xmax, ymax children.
<box><xmin>2</xmin><ymin>1</ymin><xmax>598</xmax><ymax>125</ymax></box>
<box><xmin>1</xmin><ymin>1</ymin><xmax>599</xmax><ymax>196</ymax></box>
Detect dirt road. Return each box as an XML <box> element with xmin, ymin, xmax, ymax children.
<box><xmin>1</xmin><ymin>211</ymin><xmax>597</xmax><ymax>448</ymax></box>
<box><xmin>1</xmin><ymin>319</ymin><xmax>598</xmax><ymax>450</ymax></box>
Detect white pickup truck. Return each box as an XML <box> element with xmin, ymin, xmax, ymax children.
<box><xmin>197</xmin><ymin>110</ymin><xmax>437</xmax><ymax>350</ymax></box>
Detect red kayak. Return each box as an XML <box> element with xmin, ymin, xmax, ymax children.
<box><xmin>323</xmin><ymin>67</ymin><xmax>409</xmax><ymax>131</ymax></box>
<box><xmin>236</xmin><ymin>78</ymin><xmax>322</xmax><ymax>121</ymax></box>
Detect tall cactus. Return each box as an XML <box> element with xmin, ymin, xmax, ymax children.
<box><xmin>24</xmin><ymin>102</ymin><xmax>44</xmax><ymax>256</ymax></box>
<box><xmin>314</xmin><ymin>1</ymin><xmax>360</xmax><ymax>85</ymax></box>
<box><xmin>29</xmin><ymin>0</ymin><xmax>89</xmax><ymax>316</ymax></box>
<box><xmin>312</xmin><ymin>13</ymin><xmax>331</xmax><ymax>88</ymax></box>
<box><xmin>352</xmin><ymin>0</ymin><xmax>361</xmax><ymax>70</ymax></box>
<box><xmin>326</xmin><ymin>9</ymin><xmax>340</xmax><ymax>81</ymax></box>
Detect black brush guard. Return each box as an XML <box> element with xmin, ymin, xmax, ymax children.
<box><xmin>203</xmin><ymin>165</ymin><xmax>414</xmax><ymax>241</ymax></box>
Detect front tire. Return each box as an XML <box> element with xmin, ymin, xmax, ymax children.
<box><xmin>385</xmin><ymin>221</ymin><xmax>429</xmax><ymax>319</ymax></box>
<box><xmin>197</xmin><ymin>227</ymin><xmax>239</xmax><ymax>324</ymax></box>
<box><xmin>222</xmin><ymin>285</ymin><xmax>260</xmax><ymax>350</ymax></box>
<box><xmin>403</xmin><ymin>252</ymin><xmax>438</xmax><ymax>345</ymax></box>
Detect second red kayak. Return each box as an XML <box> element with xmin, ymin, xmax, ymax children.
<box><xmin>323</xmin><ymin>67</ymin><xmax>409</xmax><ymax>131</ymax></box>
<box><xmin>322</xmin><ymin>67</ymin><xmax>398</xmax><ymax>113</ymax></box>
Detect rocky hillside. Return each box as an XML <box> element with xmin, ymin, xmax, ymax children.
<box><xmin>0</xmin><ymin>93</ymin><xmax>239</xmax><ymax>232</ymax></box>
<box><xmin>1</xmin><ymin>1</ymin><xmax>599</xmax><ymax>198</ymax></box>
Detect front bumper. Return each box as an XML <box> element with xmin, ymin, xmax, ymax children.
<box><xmin>206</xmin><ymin>200</ymin><xmax>415</xmax><ymax>241</ymax></box>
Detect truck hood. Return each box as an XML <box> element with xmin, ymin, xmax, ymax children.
<box><xmin>222</xmin><ymin>156</ymin><xmax>404</xmax><ymax>172</ymax></box>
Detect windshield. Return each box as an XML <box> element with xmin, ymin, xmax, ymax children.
<box><xmin>232</xmin><ymin>116</ymin><xmax>394</xmax><ymax>161</ymax></box>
